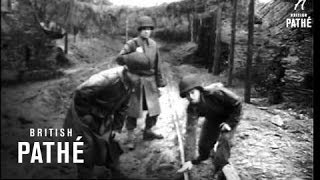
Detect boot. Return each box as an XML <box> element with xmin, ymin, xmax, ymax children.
<box><xmin>125</xmin><ymin>130</ymin><xmax>135</xmax><ymax>150</ymax></box>
<box><xmin>143</xmin><ymin>129</ymin><xmax>163</xmax><ymax>140</ymax></box>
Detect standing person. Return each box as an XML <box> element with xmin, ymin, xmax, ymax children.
<box><xmin>63</xmin><ymin>66</ymin><xmax>135</xmax><ymax>179</ymax></box>
<box><xmin>177</xmin><ymin>75</ymin><xmax>242</xmax><ymax>179</ymax></box>
<box><xmin>115</xmin><ymin>15</ymin><xmax>167</xmax><ymax>150</ymax></box>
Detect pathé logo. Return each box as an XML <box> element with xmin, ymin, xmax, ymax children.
<box><xmin>286</xmin><ymin>0</ymin><xmax>311</xmax><ymax>28</ymax></box>
<box><xmin>294</xmin><ymin>0</ymin><xmax>307</xmax><ymax>11</ymax></box>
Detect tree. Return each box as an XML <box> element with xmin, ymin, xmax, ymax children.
<box><xmin>212</xmin><ymin>0</ymin><xmax>222</xmax><ymax>75</ymax></box>
<box><xmin>244</xmin><ymin>0</ymin><xmax>254</xmax><ymax>103</ymax></box>
<box><xmin>227</xmin><ymin>0</ymin><xmax>238</xmax><ymax>86</ymax></box>
<box><xmin>1</xmin><ymin>0</ymin><xmax>12</xmax><ymax>13</ymax></box>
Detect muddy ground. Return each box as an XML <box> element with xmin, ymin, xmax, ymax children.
<box><xmin>1</xmin><ymin>33</ymin><xmax>313</xmax><ymax>179</ymax></box>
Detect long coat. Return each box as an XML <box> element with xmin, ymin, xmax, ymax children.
<box><xmin>187</xmin><ymin>84</ymin><xmax>242</xmax><ymax>166</ymax></box>
<box><xmin>117</xmin><ymin>36</ymin><xmax>167</xmax><ymax>118</ymax></box>
<box><xmin>63</xmin><ymin>66</ymin><xmax>132</xmax><ymax>167</ymax></box>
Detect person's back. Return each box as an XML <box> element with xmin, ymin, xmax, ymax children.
<box><xmin>63</xmin><ymin>66</ymin><xmax>133</xmax><ymax>179</ymax></box>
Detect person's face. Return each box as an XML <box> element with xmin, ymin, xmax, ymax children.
<box><xmin>139</xmin><ymin>27</ymin><xmax>152</xmax><ymax>39</ymax></box>
<box><xmin>186</xmin><ymin>88</ymin><xmax>201</xmax><ymax>104</ymax></box>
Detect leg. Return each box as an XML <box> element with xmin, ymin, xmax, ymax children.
<box><xmin>197</xmin><ymin>120</ymin><xmax>220</xmax><ymax>163</ymax></box>
<box><xmin>125</xmin><ymin>116</ymin><xmax>137</xmax><ymax>150</ymax></box>
<box><xmin>143</xmin><ymin>114</ymin><xmax>163</xmax><ymax>140</ymax></box>
<box><xmin>212</xmin><ymin>127</ymin><xmax>238</xmax><ymax>177</ymax></box>
<box><xmin>77</xmin><ymin>164</ymin><xmax>94</xmax><ymax>179</ymax></box>
<box><xmin>145</xmin><ymin>114</ymin><xmax>158</xmax><ymax>129</ymax></box>
<box><xmin>212</xmin><ymin>133</ymin><xmax>231</xmax><ymax>172</ymax></box>
<box><xmin>75</xmin><ymin>137</ymin><xmax>95</xmax><ymax>179</ymax></box>
<box><xmin>113</xmin><ymin>111</ymin><xmax>126</xmax><ymax>133</ymax></box>
<box><xmin>125</xmin><ymin>116</ymin><xmax>137</xmax><ymax>131</ymax></box>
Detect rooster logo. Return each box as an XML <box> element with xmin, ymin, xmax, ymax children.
<box><xmin>294</xmin><ymin>0</ymin><xmax>307</xmax><ymax>10</ymax></box>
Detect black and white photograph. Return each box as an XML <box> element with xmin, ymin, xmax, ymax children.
<box><xmin>1</xmin><ymin>0</ymin><xmax>314</xmax><ymax>179</ymax></box>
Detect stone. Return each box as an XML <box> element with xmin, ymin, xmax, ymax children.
<box><xmin>270</xmin><ymin>115</ymin><xmax>284</xmax><ymax>127</ymax></box>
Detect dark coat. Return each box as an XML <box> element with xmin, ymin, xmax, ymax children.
<box><xmin>63</xmin><ymin>66</ymin><xmax>132</xmax><ymax>166</ymax></box>
<box><xmin>117</xmin><ymin>36</ymin><xmax>167</xmax><ymax>118</ymax></box>
<box><xmin>187</xmin><ymin>84</ymin><xmax>242</xmax><ymax>165</ymax></box>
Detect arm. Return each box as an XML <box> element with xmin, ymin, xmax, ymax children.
<box><xmin>113</xmin><ymin>97</ymin><xmax>130</xmax><ymax>132</ymax></box>
<box><xmin>116</xmin><ymin>39</ymin><xmax>137</xmax><ymax>65</ymax></box>
<box><xmin>185</xmin><ymin>105</ymin><xmax>210</xmax><ymax>165</ymax></box>
<box><xmin>191</xmin><ymin>127</ymin><xmax>216</xmax><ymax>165</ymax></box>
<box><xmin>207</xmin><ymin>88</ymin><xmax>241</xmax><ymax>129</ymax></box>
<box><xmin>154</xmin><ymin>46</ymin><xmax>167</xmax><ymax>87</ymax></box>
<box><xmin>219</xmin><ymin>88</ymin><xmax>241</xmax><ymax>129</ymax></box>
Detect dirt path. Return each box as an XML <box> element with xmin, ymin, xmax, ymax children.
<box><xmin>1</xmin><ymin>36</ymin><xmax>313</xmax><ymax>179</ymax></box>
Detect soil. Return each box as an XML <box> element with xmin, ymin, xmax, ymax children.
<box><xmin>1</xmin><ymin>34</ymin><xmax>313</xmax><ymax>179</ymax></box>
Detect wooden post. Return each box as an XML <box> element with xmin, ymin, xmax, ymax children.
<box><xmin>190</xmin><ymin>14</ymin><xmax>194</xmax><ymax>42</ymax></box>
<box><xmin>168</xmin><ymin>88</ymin><xmax>189</xmax><ymax>180</ymax></box>
<box><xmin>244</xmin><ymin>0</ymin><xmax>255</xmax><ymax>103</ymax></box>
<box><xmin>227</xmin><ymin>0</ymin><xmax>238</xmax><ymax>86</ymax></box>
<box><xmin>213</xmin><ymin>0</ymin><xmax>222</xmax><ymax>75</ymax></box>
<box><xmin>184</xmin><ymin>110</ymin><xmax>198</xmax><ymax>180</ymax></box>
<box><xmin>64</xmin><ymin>33</ymin><xmax>68</xmax><ymax>54</ymax></box>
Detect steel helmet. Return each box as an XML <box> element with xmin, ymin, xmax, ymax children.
<box><xmin>179</xmin><ymin>75</ymin><xmax>203</xmax><ymax>98</ymax></box>
<box><xmin>137</xmin><ymin>16</ymin><xmax>154</xmax><ymax>31</ymax></box>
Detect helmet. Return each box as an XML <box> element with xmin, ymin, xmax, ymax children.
<box><xmin>179</xmin><ymin>75</ymin><xmax>203</xmax><ymax>98</ymax></box>
<box><xmin>137</xmin><ymin>16</ymin><xmax>154</xmax><ymax>31</ymax></box>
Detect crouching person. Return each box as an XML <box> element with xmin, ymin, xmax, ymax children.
<box><xmin>63</xmin><ymin>66</ymin><xmax>134</xmax><ymax>179</ymax></box>
<box><xmin>177</xmin><ymin>75</ymin><xmax>242</xmax><ymax>179</ymax></box>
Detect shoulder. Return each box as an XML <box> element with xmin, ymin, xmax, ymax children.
<box><xmin>126</xmin><ymin>37</ymin><xmax>139</xmax><ymax>46</ymax></box>
<box><xmin>203</xmin><ymin>83</ymin><xmax>224</xmax><ymax>95</ymax></box>
<box><xmin>77</xmin><ymin>67</ymin><xmax>124</xmax><ymax>90</ymax></box>
<box><xmin>204</xmin><ymin>84</ymin><xmax>240</xmax><ymax>100</ymax></box>
<box><xmin>98</xmin><ymin>66</ymin><xmax>124</xmax><ymax>80</ymax></box>
<box><xmin>148</xmin><ymin>38</ymin><xmax>157</xmax><ymax>46</ymax></box>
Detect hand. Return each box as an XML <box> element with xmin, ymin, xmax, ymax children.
<box><xmin>115</xmin><ymin>55</ymin><xmax>125</xmax><ymax>65</ymax></box>
<box><xmin>177</xmin><ymin>161</ymin><xmax>193</xmax><ymax>173</ymax></box>
<box><xmin>111</xmin><ymin>131</ymin><xmax>121</xmax><ymax>141</ymax></box>
<box><xmin>220</xmin><ymin>123</ymin><xmax>231</xmax><ymax>132</ymax></box>
<box><xmin>158</xmin><ymin>87</ymin><xmax>165</xmax><ymax>97</ymax></box>
<box><xmin>136</xmin><ymin>47</ymin><xmax>144</xmax><ymax>53</ymax></box>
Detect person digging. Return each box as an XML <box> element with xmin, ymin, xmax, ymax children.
<box><xmin>177</xmin><ymin>75</ymin><xmax>242</xmax><ymax>180</ymax></box>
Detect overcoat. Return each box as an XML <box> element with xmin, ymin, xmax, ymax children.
<box><xmin>63</xmin><ymin>66</ymin><xmax>132</xmax><ymax>166</ymax></box>
<box><xmin>117</xmin><ymin>36</ymin><xmax>167</xmax><ymax>118</ymax></box>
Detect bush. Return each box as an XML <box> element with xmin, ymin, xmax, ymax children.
<box><xmin>153</xmin><ymin>28</ymin><xmax>190</xmax><ymax>42</ymax></box>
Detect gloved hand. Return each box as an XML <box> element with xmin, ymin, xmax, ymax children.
<box><xmin>177</xmin><ymin>161</ymin><xmax>193</xmax><ymax>173</ymax></box>
<box><xmin>220</xmin><ymin>122</ymin><xmax>231</xmax><ymax>132</ymax></box>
